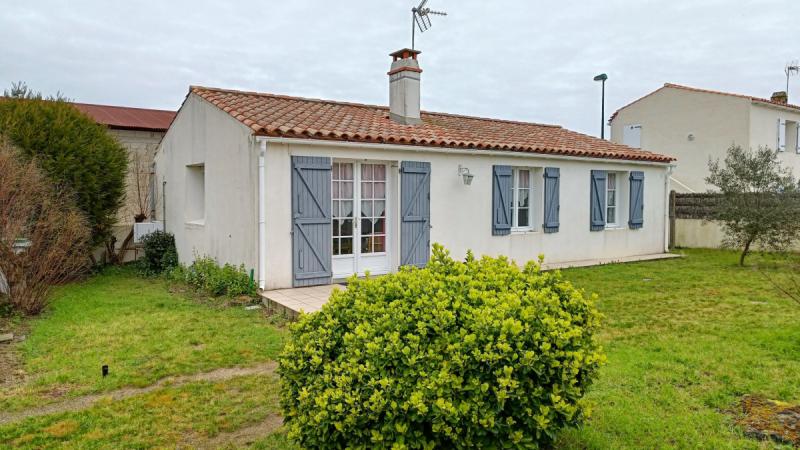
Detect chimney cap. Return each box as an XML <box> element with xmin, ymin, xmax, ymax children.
<box><xmin>390</xmin><ymin>48</ymin><xmax>421</xmax><ymax>61</ymax></box>
<box><xmin>771</xmin><ymin>91</ymin><xmax>788</xmax><ymax>104</ymax></box>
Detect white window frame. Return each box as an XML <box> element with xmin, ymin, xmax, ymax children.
<box><xmin>605</xmin><ymin>172</ymin><xmax>619</xmax><ymax>228</ymax></box>
<box><xmin>511</xmin><ymin>168</ymin><xmax>534</xmax><ymax>232</ymax></box>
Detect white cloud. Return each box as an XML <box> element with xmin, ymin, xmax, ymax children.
<box><xmin>1</xmin><ymin>0</ymin><xmax>798</xmax><ymax>135</ymax></box>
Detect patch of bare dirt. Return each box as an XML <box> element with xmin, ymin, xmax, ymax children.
<box><xmin>732</xmin><ymin>395</ymin><xmax>800</xmax><ymax>446</ymax></box>
<box><xmin>0</xmin><ymin>320</ymin><xmax>28</xmax><ymax>389</ymax></box>
<box><xmin>0</xmin><ymin>361</ymin><xmax>277</xmax><ymax>426</ymax></box>
<box><xmin>180</xmin><ymin>414</ymin><xmax>284</xmax><ymax>449</ymax></box>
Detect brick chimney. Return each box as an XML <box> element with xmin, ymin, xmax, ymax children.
<box><xmin>771</xmin><ymin>91</ymin><xmax>788</xmax><ymax>104</ymax></box>
<box><xmin>388</xmin><ymin>49</ymin><xmax>422</xmax><ymax>125</ymax></box>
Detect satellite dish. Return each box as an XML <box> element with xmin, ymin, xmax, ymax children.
<box><xmin>411</xmin><ymin>0</ymin><xmax>447</xmax><ymax>50</ymax></box>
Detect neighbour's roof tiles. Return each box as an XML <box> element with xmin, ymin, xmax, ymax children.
<box><xmin>72</xmin><ymin>103</ymin><xmax>176</xmax><ymax>132</ymax></box>
<box><xmin>189</xmin><ymin>86</ymin><xmax>674</xmax><ymax>163</ymax></box>
<box><xmin>610</xmin><ymin>83</ymin><xmax>800</xmax><ymax>122</ymax></box>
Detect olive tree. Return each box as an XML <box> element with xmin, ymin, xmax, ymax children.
<box><xmin>706</xmin><ymin>145</ymin><xmax>800</xmax><ymax>265</ymax></box>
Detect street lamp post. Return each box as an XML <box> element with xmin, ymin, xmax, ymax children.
<box><xmin>593</xmin><ymin>73</ymin><xmax>608</xmax><ymax>139</ymax></box>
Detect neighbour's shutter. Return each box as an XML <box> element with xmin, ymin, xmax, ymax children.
<box><xmin>796</xmin><ymin>123</ymin><xmax>800</xmax><ymax>154</ymax></box>
<box><xmin>492</xmin><ymin>165</ymin><xmax>512</xmax><ymax>235</ymax></box>
<box><xmin>778</xmin><ymin>119</ymin><xmax>786</xmax><ymax>151</ymax></box>
<box><xmin>628</xmin><ymin>171</ymin><xmax>645</xmax><ymax>229</ymax></box>
<box><xmin>590</xmin><ymin>170</ymin><xmax>607</xmax><ymax>231</ymax></box>
<box><xmin>291</xmin><ymin>156</ymin><xmax>332</xmax><ymax>287</ymax></box>
<box><xmin>400</xmin><ymin>161</ymin><xmax>431</xmax><ymax>268</ymax></box>
<box><xmin>542</xmin><ymin>167</ymin><xmax>560</xmax><ymax>233</ymax></box>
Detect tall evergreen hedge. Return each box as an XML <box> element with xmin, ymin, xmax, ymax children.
<box><xmin>0</xmin><ymin>97</ymin><xmax>128</xmax><ymax>246</ymax></box>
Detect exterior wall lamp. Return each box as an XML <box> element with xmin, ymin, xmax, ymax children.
<box><xmin>458</xmin><ymin>165</ymin><xmax>474</xmax><ymax>185</ymax></box>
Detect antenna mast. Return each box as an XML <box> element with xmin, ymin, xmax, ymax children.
<box><xmin>786</xmin><ymin>61</ymin><xmax>800</xmax><ymax>97</ymax></box>
<box><xmin>411</xmin><ymin>0</ymin><xmax>447</xmax><ymax>50</ymax></box>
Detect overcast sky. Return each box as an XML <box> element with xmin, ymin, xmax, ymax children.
<box><xmin>2</xmin><ymin>0</ymin><xmax>798</xmax><ymax>136</ymax></box>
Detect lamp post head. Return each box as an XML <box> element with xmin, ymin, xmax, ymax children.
<box><xmin>593</xmin><ymin>73</ymin><xmax>608</xmax><ymax>82</ymax></box>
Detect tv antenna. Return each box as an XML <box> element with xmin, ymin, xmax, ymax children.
<box><xmin>786</xmin><ymin>61</ymin><xmax>800</xmax><ymax>96</ymax></box>
<box><xmin>411</xmin><ymin>0</ymin><xmax>447</xmax><ymax>50</ymax></box>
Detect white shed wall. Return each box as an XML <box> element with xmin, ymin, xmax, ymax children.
<box><xmin>154</xmin><ymin>95</ymin><xmax>259</xmax><ymax>273</ymax></box>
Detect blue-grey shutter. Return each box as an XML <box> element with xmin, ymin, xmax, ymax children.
<box><xmin>291</xmin><ymin>156</ymin><xmax>332</xmax><ymax>287</ymax></box>
<box><xmin>542</xmin><ymin>167</ymin><xmax>560</xmax><ymax>233</ymax></box>
<box><xmin>590</xmin><ymin>170</ymin><xmax>607</xmax><ymax>231</ymax></box>
<box><xmin>400</xmin><ymin>161</ymin><xmax>431</xmax><ymax>268</ymax></box>
<box><xmin>628</xmin><ymin>171</ymin><xmax>644</xmax><ymax>229</ymax></box>
<box><xmin>492</xmin><ymin>165</ymin><xmax>512</xmax><ymax>235</ymax></box>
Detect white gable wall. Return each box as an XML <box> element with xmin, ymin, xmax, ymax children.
<box><xmin>262</xmin><ymin>140</ymin><xmax>669</xmax><ymax>289</ymax></box>
<box><xmin>154</xmin><ymin>94</ymin><xmax>259</xmax><ymax>273</ymax></box>
<box><xmin>610</xmin><ymin>87</ymin><xmax>750</xmax><ymax>193</ymax></box>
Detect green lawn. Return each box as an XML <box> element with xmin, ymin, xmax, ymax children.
<box><xmin>1</xmin><ymin>250</ymin><xmax>799</xmax><ymax>448</ymax></box>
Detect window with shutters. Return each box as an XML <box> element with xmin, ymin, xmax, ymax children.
<box><xmin>606</xmin><ymin>172</ymin><xmax>618</xmax><ymax>226</ymax></box>
<box><xmin>510</xmin><ymin>168</ymin><xmax>542</xmax><ymax>232</ymax></box>
<box><xmin>785</xmin><ymin>120</ymin><xmax>800</xmax><ymax>154</ymax></box>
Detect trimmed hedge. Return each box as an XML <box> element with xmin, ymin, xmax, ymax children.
<box><xmin>139</xmin><ymin>231</ymin><xmax>177</xmax><ymax>275</ymax></box>
<box><xmin>279</xmin><ymin>245</ymin><xmax>605</xmax><ymax>449</ymax></box>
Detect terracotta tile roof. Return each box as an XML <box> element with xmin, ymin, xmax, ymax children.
<box><xmin>610</xmin><ymin>83</ymin><xmax>800</xmax><ymax>122</ymax></box>
<box><xmin>72</xmin><ymin>103</ymin><xmax>176</xmax><ymax>132</ymax></box>
<box><xmin>189</xmin><ymin>86</ymin><xmax>674</xmax><ymax>163</ymax></box>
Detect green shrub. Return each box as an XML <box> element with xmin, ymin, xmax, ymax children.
<box><xmin>279</xmin><ymin>245</ymin><xmax>605</xmax><ymax>449</ymax></box>
<box><xmin>170</xmin><ymin>256</ymin><xmax>255</xmax><ymax>298</ymax></box>
<box><xmin>0</xmin><ymin>94</ymin><xmax>128</xmax><ymax>247</ymax></box>
<box><xmin>139</xmin><ymin>231</ymin><xmax>177</xmax><ymax>275</ymax></box>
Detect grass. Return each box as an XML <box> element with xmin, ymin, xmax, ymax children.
<box><xmin>1</xmin><ymin>249</ymin><xmax>799</xmax><ymax>448</ymax></box>
<box><xmin>0</xmin><ymin>266</ymin><xmax>285</xmax><ymax>412</ymax></box>
<box><xmin>555</xmin><ymin>249</ymin><xmax>800</xmax><ymax>449</ymax></box>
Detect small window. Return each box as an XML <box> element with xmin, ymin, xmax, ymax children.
<box><xmin>785</xmin><ymin>120</ymin><xmax>800</xmax><ymax>154</ymax></box>
<box><xmin>606</xmin><ymin>172</ymin><xmax>618</xmax><ymax>226</ymax></box>
<box><xmin>185</xmin><ymin>164</ymin><xmax>205</xmax><ymax>224</ymax></box>
<box><xmin>511</xmin><ymin>168</ymin><xmax>533</xmax><ymax>231</ymax></box>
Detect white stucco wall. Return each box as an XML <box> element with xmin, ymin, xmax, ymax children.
<box><xmin>748</xmin><ymin>103</ymin><xmax>800</xmax><ymax>177</ymax></box>
<box><xmin>610</xmin><ymin>87</ymin><xmax>751</xmax><ymax>193</ymax></box>
<box><xmin>262</xmin><ymin>140</ymin><xmax>670</xmax><ymax>289</ymax></box>
<box><xmin>154</xmin><ymin>95</ymin><xmax>259</xmax><ymax>273</ymax></box>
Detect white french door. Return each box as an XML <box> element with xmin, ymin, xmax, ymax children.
<box><xmin>331</xmin><ymin>161</ymin><xmax>390</xmax><ymax>278</ymax></box>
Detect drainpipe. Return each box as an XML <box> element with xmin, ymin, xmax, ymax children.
<box><xmin>664</xmin><ymin>164</ymin><xmax>674</xmax><ymax>253</ymax></box>
<box><xmin>258</xmin><ymin>139</ymin><xmax>267</xmax><ymax>290</ymax></box>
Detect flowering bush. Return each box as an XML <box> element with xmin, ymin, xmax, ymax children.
<box><xmin>279</xmin><ymin>245</ymin><xmax>605</xmax><ymax>449</ymax></box>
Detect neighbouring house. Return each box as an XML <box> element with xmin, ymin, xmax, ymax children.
<box><xmin>73</xmin><ymin>103</ymin><xmax>176</xmax><ymax>260</ymax></box>
<box><xmin>155</xmin><ymin>49</ymin><xmax>675</xmax><ymax>290</ymax></box>
<box><xmin>610</xmin><ymin>83</ymin><xmax>800</xmax><ymax>193</ymax></box>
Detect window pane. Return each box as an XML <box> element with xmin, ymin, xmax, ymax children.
<box><xmin>373</xmin><ymin>235</ymin><xmax>385</xmax><ymax>252</ymax></box>
<box><xmin>332</xmin><ymin>163</ymin><xmax>341</xmax><ymax>180</ymax></box>
<box><xmin>361</xmin><ymin>200</ymin><xmax>373</xmax><ymax>218</ymax></box>
<box><xmin>341</xmin><ymin>163</ymin><xmax>354</xmax><ymax>180</ymax></box>
<box><xmin>332</xmin><ymin>238</ymin><xmax>340</xmax><ymax>255</ymax></box>
<box><xmin>374</xmin><ymin>165</ymin><xmax>386</xmax><ymax>181</ymax></box>
<box><xmin>518</xmin><ymin>189</ymin><xmax>529</xmax><ymax>208</ymax></box>
<box><xmin>341</xmin><ymin>182</ymin><xmax>353</xmax><ymax>198</ymax></box>
<box><xmin>361</xmin><ymin>218</ymin><xmax>373</xmax><ymax>235</ymax></box>
<box><xmin>608</xmin><ymin>190</ymin><xmax>616</xmax><ymax>207</ymax></box>
<box><xmin>374</xmin><ymin>200</ymin><xmax>385</xmax><ymax>218</ymax></box>
<box><xmin>374</xmin><ymin>182</ymin><xmax>386</xmax><ymax>199</ymax></box>
<box><xmin>607</xmin><ymin>173</ymin><xmax>616</xmax><ymax>189</ymax></box>
<box><xmin>341</xmin><ymin>219</ymin><xmax>353</xmax><ymax>237</ymax></box>
<box><xmin>361</xmin><ymin>164</ymin><xmax>373</xmax><ymax>181</ymax></box>
<box><xmin>361</xmin><ymin>182</ymin><xmax>373</xmax><ymax>199</ymax></box>
<box><xmin>518</xmin><ymin>170</ymin><xmax>530</xmax><ymax>188</ymax></box>
<box><xmin>518</xmin><ymin>208</ymin><xmax>529</xmax><ymax>227</ymax></box>
<box><xmin>332</xmin><ymin>218</ymin><xmax>341</xmax><ymax>237</ymax></box>
<box><xmin>341</xmin><ymin>201</ymin><xmax>353</xmax><ymax>218</ymax></box>
<box><xmin>332</xmin><ymin>200</ymin><xmax>340</xmax><ymax>217</ymax></box>
<box><xmin>340</xmin><ymin>237</ymin><xmax>353</xmax><ymax>255</ymax></box>
<box><xmin>361</xmin><ymin>236</ymin><xmax>372</xmax><ymax>253</ymax></box>
<box><xmin>374</xmin><ymin>218</ymin><xmax>385</xmax><ymax>233</ymax></box>
<box><xmin>607</xmin><ymin>207</ymin><xmax>616</xmax><ymax>224</ymax></box>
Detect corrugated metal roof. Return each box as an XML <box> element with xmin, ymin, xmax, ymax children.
<box><xmin>72</xmin><ymin>102</ymin><xmax>176</xmax><ymax>131</ymax></box>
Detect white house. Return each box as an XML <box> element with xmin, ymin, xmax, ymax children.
<box><xmin>610</xmin><ymin>83</ymin><xmax>800</xmax><ymax>193</ymax></box>
<box><xmin>155</xmin><ymin>49</ymin><xmax>675</xmax><ymax>290</ymax></box>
